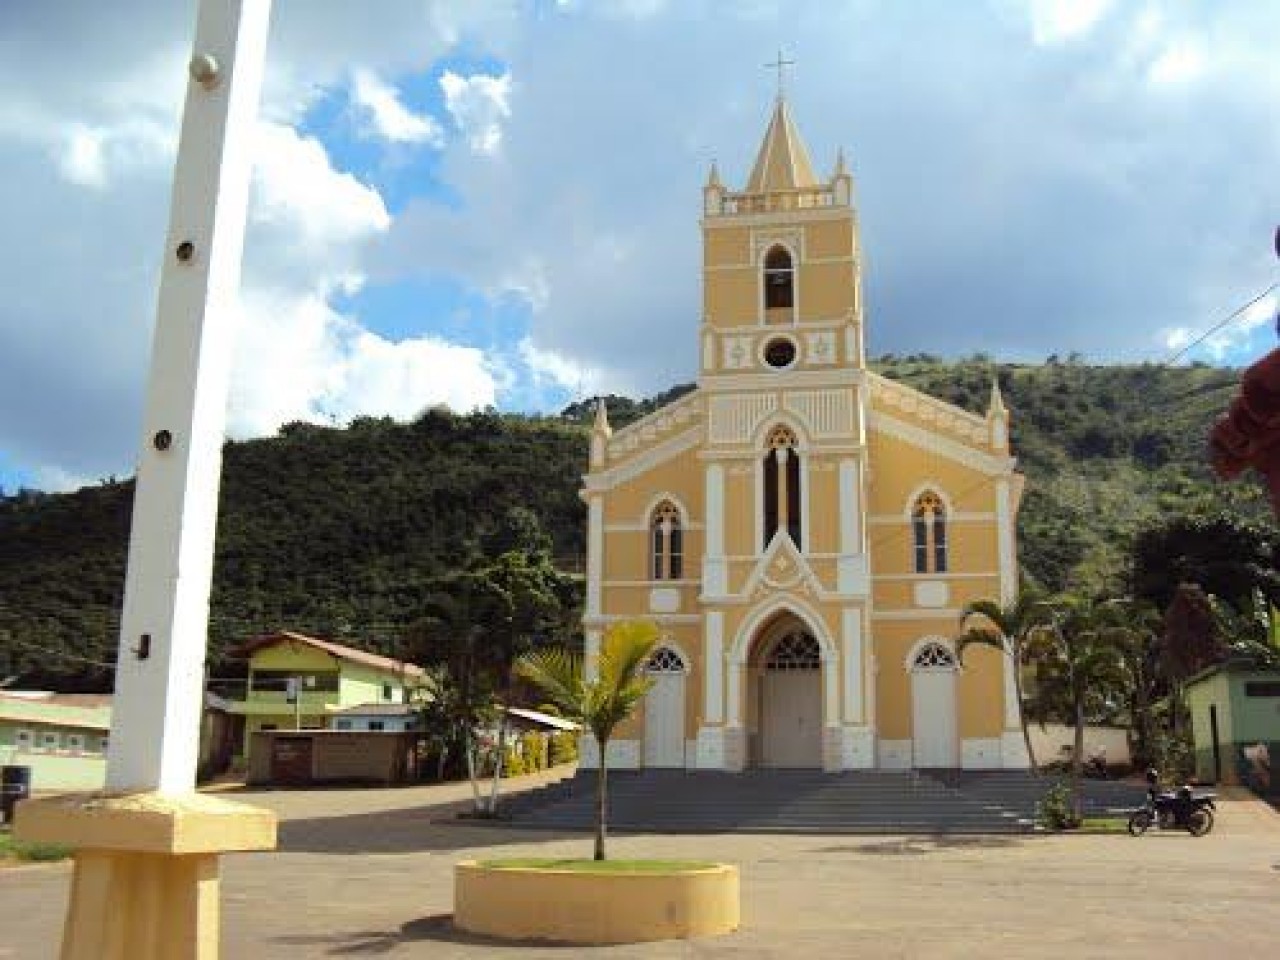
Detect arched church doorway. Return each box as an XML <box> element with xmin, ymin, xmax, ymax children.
<box><xmin>753</xmin><ymin>622</ymin><xmax>823</xmax><ymax>768</ymax></box>
<box><xmin>910</xmin><ymin>640</ymin><xmax>959</xmax><ymax>768</ymax></box>
<box><xmin>643</xmin><ymin>646</ymin><xmax>687</xmax><ymax>768</ymax></box>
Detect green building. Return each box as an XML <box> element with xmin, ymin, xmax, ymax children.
<box><xmin>228</xmin><ymin>631</ymin><xmax>426</xmax><ymax>760</ymax></box>
<box><xmin>0</xmin><ymin>692</ymin><xmax>112</xmax><ymax>791</ymax></box>
<box><xmin>1186</xmin><ymin>661</ymin><xmax>1280</xmax><ymax>796</ymax></box>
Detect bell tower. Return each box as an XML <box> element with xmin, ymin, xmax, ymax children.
<box><xmin>699</xmin><ymin>95</ymin><xmax>863</xmax><ymax>379</ymax></box>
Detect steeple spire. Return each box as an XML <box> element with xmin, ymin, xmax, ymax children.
<box><xmin>988</xmin><ymin>377</ymin><xmax>1006</xmax><ymax>416</ymax></box>
<box><xmin>593</xmin><ymin>397</ymin><xmax>612</xmax><ymax>436</ymax></box>
<box><xmin>590</xmin><ymin>397</ymin><xmax>612</xmax><ymax>468</ymax></box>
<box><xmin>745</xmin><ymin>97</ymin><xmax>819</xmax><ymax>194</ymax></box>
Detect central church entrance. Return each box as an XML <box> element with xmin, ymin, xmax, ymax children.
<box><xmin>752</xmin><ymin>620</ymin><xmax>823</xmax><ymax>768</ymax></box>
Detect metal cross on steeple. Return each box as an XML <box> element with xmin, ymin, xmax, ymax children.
<box><xmin>764</xmin><ymin>49</ymin><xmax>795</xmax><ymax>99</ymax></box>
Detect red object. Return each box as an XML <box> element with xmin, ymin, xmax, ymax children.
<box><xmin>1209</xmin><ymin>347</ymin><xmax>1280</xmax><ymax>515</ymax></box>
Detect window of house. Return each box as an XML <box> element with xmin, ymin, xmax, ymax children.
<box><xmin>334</xmin><ymin>719</ymin><xmax>352</xmax><ymax>730</ymax></box>
<box><xmin>650</xmin><ymin>501</ymin><xmax>683</xmax><ymax>580</ymax></box>
<box><xmin>66</xmin><ymin>734</ymin><xmax>85</xmax><ymax>753</ymax></box>
<box><xmin>15</xmin><ymin>729</ymin><xmax>34</xmax><ymax>751</ymax></box>
<box><xmin>98</xmin><ymin>736</ymin><xmax>109</xmax><ymax>753</ymax></box>
<box><xmin>41</xmin><ymin>731</ymin><xmax>61</xmax><ymax>751</ymax></box>
<box><xmin>763</xmin><ymin>426</ymin><xmax>802</xmax><ymax>548</ymax></box>
<box><xmin>260</xmin><ymin>724</ymin><xmax>277</xmax><ymax>732</ymax></box>
<box><xmin>763</xmin><ymin>245</ymin><xmax>794</xmax><ymax>312</ymax></box>
<box><xmin>368</xmin><ymin>721</ymin><xmax>385</xmax><ymax>732</ymax></box>
<box><xmin>1244</xmin><ymin>681</ymin><xmax>1280</xmax><ymax>697</ymax></box>
<box><xmin>250</xmin><ymin>670</ymin><xmax>339</xmax><ymax>693</ymax></box>
<box><xmin>911</xmin><ymin>491</ymin><xmax>947</xmax><ymax>573</ymax></box>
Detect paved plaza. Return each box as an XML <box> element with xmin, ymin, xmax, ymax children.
<box><xmin>2</xmin><ymin>772</ymin><xmax>1278</xmax><ymax>959</ymax></box>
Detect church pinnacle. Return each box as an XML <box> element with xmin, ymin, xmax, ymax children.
<box><xmin>744</xmin><ymin>95</ymin><xmax>819</xmax><ymax>194</ymax></box>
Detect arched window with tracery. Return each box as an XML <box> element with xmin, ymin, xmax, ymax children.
<box><xmin>763</xmin><ymin>245</ymin><xmax>794</xmax><ymax>315</ymax></box>
<box><xmin>912</xmin><ymin>491</ymin><xmax>947</xmax><ymax>574</ymax></box>
<box><xmin>763</xmin><ymin>426</ymin><xmax>802</xmax><ymax>549</ymax></box>
<box><xmin>650</xmin><ymin>501</ymin><xmax>683</xmax><ymax>580</ymax></box>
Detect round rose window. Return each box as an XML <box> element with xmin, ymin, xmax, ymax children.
<box><xmin>763</xmin><ymin>337</ymin><xmax>797</xmax><ymax>369</ymax></box>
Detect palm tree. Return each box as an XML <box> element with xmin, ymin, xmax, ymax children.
<box><xmin>515</xmin><ymin>620</ymin><xmax>658</xmax><ymax>860</ymax></box>
<box><xmin>957</xmin><ymin>590</ymin><xmax>1052</xmax><ymax>772</ymax></box>
<box><xmin>1025</xmin><ymin>598</ymin><xmax>1129</xmax><ymax>823</ymax></box>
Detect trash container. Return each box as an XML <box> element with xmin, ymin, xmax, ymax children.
<box><xmin>1</xmin><ymin>765</ymin><xmax>31</xmax><ymax>823</ymax></box>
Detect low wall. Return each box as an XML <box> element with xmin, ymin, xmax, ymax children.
<box><xmin>455</xmin><ymin>861</ymin><xmax>739</xmax><ymax>943</ymax></box>
<box><xmin>248</xmin><ymin>731</ymin><xmax>416</xmax><ymax>786</ymax></box>
<box><xmin>5</xmin><ymin>751</ymin><xmax>106</xmax><ymax>792</ymax></box>
<box><xmin>1028</xmin><ymin>724</ymin><xmax>1130</xmax><ymax>767</ymax></box>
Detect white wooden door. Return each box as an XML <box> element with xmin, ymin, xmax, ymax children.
<box><xmin>644</xmin><ymin>670</ymin><xmax>686</xmax><ymax>768</ymax></box>
<box><xmin>761</xmin><ymin>671</ymin><xmax>822</xmax><ymax>768</ymax></box>
<box><xmin>912</xmin><ymin>669</ymin><xmax>958</xmax><ymax>768</ymax></box>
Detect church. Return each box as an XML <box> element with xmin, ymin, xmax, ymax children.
<box><xmin>580</xmin><ymin>95</ymin><xmax>1027</xmax><ymax>772</ymax></box>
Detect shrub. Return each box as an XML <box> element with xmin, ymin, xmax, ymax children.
<box><xmin>1037</xmin><ymin>780</ymin><xmax>1077</xmax><ymax>831</ymax></box>
<box><xmin>521</xmin><ymin>731</ymin><xmax>548</xmax><ymax>772</ymax></box>
<box><xmin>550</xmin><ymin>730</ymin><xmax>579</xmax><ymax>765</ymax></box>
<box><xmin>503</xmin><ymin>744</ymin><xmax>525</xmax><ymax>777</ymax></box>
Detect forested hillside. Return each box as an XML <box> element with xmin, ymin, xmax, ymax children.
<box><xmin>1</xmin><ymin>357</ymin><xmax>1274</xmax><ymax>690</ymax></box>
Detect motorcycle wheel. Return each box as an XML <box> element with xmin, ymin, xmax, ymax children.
<box><xmin>1187</xmin><ymin>809</ymin><xmax>1214</xmax><ymax>837</ymax></box>
<box><xmin>1127</xmin><ymin>810</ymin><xmax>1153</xmax><ymax>836</ymax></box>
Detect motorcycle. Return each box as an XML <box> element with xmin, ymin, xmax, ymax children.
<box><xmin>1127</xmin><ymin>785</ymin><xmax>1216</xmax><ymax>837</ymax></box>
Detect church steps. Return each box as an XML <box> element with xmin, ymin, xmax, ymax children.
<box><xmin>500</xmin><ymin>770</ymin><xmax>1145</xmax><ymax>834</ymax></box>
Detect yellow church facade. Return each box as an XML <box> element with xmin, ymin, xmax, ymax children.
<box><xmin>581</xmin><ymin>98</ymin><xmax>1027</xmax><ymax>772</ymax></box>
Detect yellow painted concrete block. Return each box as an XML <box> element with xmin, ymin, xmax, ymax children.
<box><xmin>454</xmin><ymin>861</ymin><xmax>740</xmax><ymax>943</ymax></box>
<box><xmin>14</xmin><ymin>791</ymin><xmax>276</xmax><ymax>855</ymax></box>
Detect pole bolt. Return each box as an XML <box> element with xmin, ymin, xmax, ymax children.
<box><xmin>189</xmin><ymin>53</ymin><xmax>220</xmax><ymax>90</ymax></box>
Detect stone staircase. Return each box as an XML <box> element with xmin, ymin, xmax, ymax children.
<box><xmin>501</xmin><ymin>769</ymin><xmax>1145</xmax><ymax>834</ymax></box>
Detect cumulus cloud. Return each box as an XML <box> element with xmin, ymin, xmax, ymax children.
<box><xmin>440</xmin><ymin>70</ymin><xmax>513</xmax><ymax>155</ymax></box>
<box><xmin>1027</xmin><ymin>0</ymin><xmax>1114</xmax><ymax>45</ymax></box>
<box><xmin>351</xmin><ymin>69</ymin><xmax>443</xmax><ymax>146</ymax></box>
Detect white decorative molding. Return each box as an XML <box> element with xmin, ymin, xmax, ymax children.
<box><xmin>722</xmin><ymin>335</ymin><xmax>755</xmax><ymax>370</ymax></box>
<box><xmin>996</xmin><ymin>478</ymin><xmax>1016</xmax><ymax>605</ymax></box>
<box><xmin>913</xmin><ymin>580</ymin><xmax>950</xmax><ymax>608</ymax></box>
<box><xmin>868</xmin><ymin>513</ymin><xmax>996</xmax><ymax>525</ymax></box>
<box><xmin>837</xmin><ymin>555</ymin><xmax>870</xmax><ymax>595</ymax></box>
<box><xmin>700</xmin><ymin>368</ymin><xmax>866</xmax><ymax>392</ymax></box>
<box><xmin>839</xmin><ymin>459</ymin><xmax>862</xmax><ymax>556</ymax></box>
<box><xmin>842</xmin><ymin>608</ymin><xmax>863</xmax><ymax>724</ymax></box>
<box><xmin>961</xmin><ymin>738</ymin><xmax>1004</xmax><ymax>770</ymax></box>
<box><xmin>684</xmin><ymin>740</ymin><xmax>698</xmax><ymax>769</ymax></box>
<box><xmin>879</xmin><ymin>739</ymin><xmax>913</xmax><ymax>770</ymax></box>
<box><xmin>708</xmin><ymin>393</ymin><xmax>776</xmax><ymax>444</ymax></box>
<box><xmin>868</xmin><ymin>372</ymin><xmax>988</xmax><ymax>443</ymax></box>
<box><xmin>869</xmin><ymin>411</ymin><xmax>1015</xmax><ymax>476</ymax></box>
<box><xmin>648</xmin><ymin>587</ymin><xmax>681</xmax><ymax>614</ymax></box>
<box><xmin>872</xmin><ymin>609</ymin><xmax>963</xmax><ymax>621</ymax></box>
<box><xmin>695</xmin><ymin>726</ymin><xmax>725</xmax><ymax>769</ymax></box>
<box><xmin>605</xmin><ymin>392</ymin><xmax>702</xmax><ymax>457</ymax></box>
<box><xmin>783</xmin><ymin>389</ymin><xmax>854</xmax><ymax>437</ymax></box>
<box><xmin>840</xmin><ymin>725</ymin><xmax>875</xmax><ymax>769</ymax></box>
<box><xmin>822</xmin><ymin>726</ymin><xmax>842</xmax><ymax>772</ymax></box>
<box><xmin>1001</xmin><ymin>731</ymin><xmax>1032</xmax><ymax>770</ymax></box>
<box><xmin>584</xmin><ymin>630</ymin><xmax>602</xmax><ymax>682</ymax></box>
<box><xmin>705</xmin><ymin>611</ymin><xmax>724</xmax><ymax>723</ymax></box>
<box><xmin>583</xmin><ymin>614</ymin><xmax>703</xmax><ymax>626</ymax></box>
<box><xmin>586</xmin><ymin>497</ymin><xmax>603</xmax><ymax>617</ymax></box>
<box><xmin>702</xmin><ymin>332</ymin><xmax>715</xmax><ymax>372</ymax></box>
<box><xmin>805</xmin><ymin>330</ymin><xmax>837</xmax><ymax>366</ymax></box>
<box><xmin>589</xmin><ymin>427</ymin><xmax>702</xmax><ymax>491</ymax></box>
<box><xmin>751</xmin><ymin>227</ymin><xmax>805</xmax><ymax>263</ymax></box>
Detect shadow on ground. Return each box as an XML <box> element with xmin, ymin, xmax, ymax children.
<box><xmin>812</xmin><ymin>835</ymin><xmax>1028</xmax><ymax>856</ymax></box>
<box><xmin>271</xmin><ymin>914</ymin><xmax>586</xmax><ymax>955</ymax></box>
<box><xmin>277</xmin><ymin>807</ymin><xmax>581</xmax><ymax>855</ymax></box>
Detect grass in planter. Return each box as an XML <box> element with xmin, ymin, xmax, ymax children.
<box><xmin>1077</xmin><ymin>817</ymin><xmax>1130</xmax><ymax>834</ymax></box>
<box><xmin>0</xmin><ymin>829</ymin><xmax>73</xmax><ymax>864</ymax></box>
<box><xmin>478</xmin><ymin>858</ymin><xmax>719</xmax><ymax>873</ymax></box>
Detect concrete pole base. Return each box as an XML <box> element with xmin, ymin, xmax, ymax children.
<box><xmin>13</xmin><ymin>792</ymin><xmax>276</xmax><ymax>960</ymax></box>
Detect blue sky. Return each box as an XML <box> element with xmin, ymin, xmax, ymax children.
<box><xmin>0</xmin><ymin>0</ymin><xmax>1278</xmax><ymax>493</ymax></box>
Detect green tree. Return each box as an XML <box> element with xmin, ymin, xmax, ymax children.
<box><xmin>515</xmin><ymin>620</ymin><xmax>658</xmax><ymax>861</ymax></box>
<box><xmin>957</xmin><ymin>589</ymin><xmax>1052</xmax><ymax>772</ymax></box>
<box><xmin>1026</xmin><ymin>598</ymin><xmax>1129</xmax><ymax>822</ymax></box>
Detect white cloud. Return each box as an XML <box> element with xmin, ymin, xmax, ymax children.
<box><xmin>351</xmin><ymin>69</ymin><xmax>443</xmax><ymax>146</ymax></box>
<box><xmin>59</xmin><ymin>124</ymin><xmax>108</xmax><ymax>188</ymax></box>
<box><xmin>250</xmin><ymin>121</ymin><xmax>391</xmax><ymax>251</ymax></box>
<box><xmin>518</xmin><ymin>337</ymin><xmax>604</xmax><ymax>396</ymax></box>
<box><xmin>1027</xmin><ymin>0</ymin><xmax>1113</xmax><ymax>45</ymax></box>
<box><xmin>440</xmin><ymin>70</ymin><xmax>512</xmax><ymax>155</ymax></box>
<box><xmin>1147</xmin><ymin>41</ymin><xmax>1206</xmax><ymax>86</ymax></box>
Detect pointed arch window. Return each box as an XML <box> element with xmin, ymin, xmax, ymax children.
<box><xmin>912</xmin><ymin>491</ymin><xmax>947</xmax><ymax>574</ymax></box>
<box><xmin>763</xmin><ymin>426</ymin><xmax>802</xmax><ymax>549</ymax></box>
<box><xmin>650</xmin><ymin>501</ymin><xmax>683</xmax><ymax>580</ymax></box>
<box><xmin>763</xmin><ymin>245</ymin><xmax>794</xmax><ymax>313</ymax></box>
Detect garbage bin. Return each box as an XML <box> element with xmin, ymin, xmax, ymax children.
<box><xmin>1</xmin><ymin>765</ymin><xmax>31</xmax><ymax>824</ymax></box>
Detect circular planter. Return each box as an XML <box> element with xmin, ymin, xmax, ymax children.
<box><xmin>454</xmin><ymin>859</ymin><xmax>740</xmax><ymax>944</ymax></box>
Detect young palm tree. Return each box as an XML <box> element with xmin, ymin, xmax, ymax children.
<box><xmin>515</xmin><ymin>620</ymin><xmax>658</xmax><ymax>860</ymax></box>
<box><xmin>957</xmin><ymin>590</ymin><xmax>1052</xmax><ymax>772</ymax></box>
<box><xmin>1025</xmin><ymin>598</ymin><xmax>1129</xmax><ymax>823</ymax></box>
